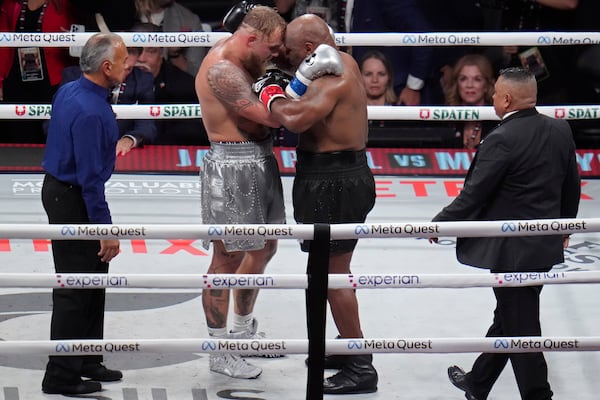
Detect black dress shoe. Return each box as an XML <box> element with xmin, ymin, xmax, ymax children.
<box><xmin>323</xmin><ymin>355</ymin><xmax>378</xmax><ymax>394</ymax></box>
<box><xmin>42</xmin><ymin>379</ymin><xmax>102</xmax><ymax>395</ymax></box>
<box><xmin>448</xmin><ymin>365</ymin><xmax>479</xmax><ymax>400</ymax></box>
<box><xmin>81</xmin><ymin>363</ymin><xmax>123</xmax><ymax>382</ymax></box>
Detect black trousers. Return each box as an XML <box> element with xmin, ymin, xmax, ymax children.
<box><xmin>468</xmin><ymin>285</ymin><xmax>553</xmax><ymax>400</ymax></box>
<box><xmin>41</xmin><ymin>174</ymin><xmax>107</xmax><ymax>383</ymax></box>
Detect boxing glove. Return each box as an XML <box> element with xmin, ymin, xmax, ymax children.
<box><xmin>285</xmin><ymin>44</ymin><xmax>344</xmax><ymax>99</ymax></box>
<box><xmin>253</xmin><ymin>70</ymin><xmax>291</xmax><ymax>111</ymax></box>
<box><xmin>222</xmin><ymin>1</ymin><xmax>256</xmax><ymax>33</ymax></box>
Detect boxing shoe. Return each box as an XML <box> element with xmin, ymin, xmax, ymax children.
<box><xmin>304</xmin><ymin>354</ymin><xmax>347</xmax><ymax>369</ymax></box>
<box><xmin>42</xmin><ymin>378</ymin><xmax>102</xmax><ymax>395</ymax></box>
<box><xmin>323</xmin><ymin>355</ymin><xmax>378</xmax><ymax>394</ymax></box>
<box><xmin>81</xmin><ymin>363</ymin><xmax>123</xmax><ymax>382</ymax></box>
<box><xmin>229</xmin><ymin>318</ymin><xmax>283</xmax><ymax>358</ymax></box>
<box><xmin>448</xmin><ymin>365</ymin><xmax>479</xmax><ymax>400</ymax></box>
<box><xmin>209</xmin><ymin>354</ymin><xmax>262</xmax><ymax>379</ymax></box>
<box><xmin>304</xmin><ymin>335</ymin><xmax>346</xmax><ymax>369</ymax></box>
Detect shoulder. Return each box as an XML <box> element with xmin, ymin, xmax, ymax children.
<box><xmin>206</xmin><ymin>59</ymin><xmax>249</xmax><ymax>83</ymax></box>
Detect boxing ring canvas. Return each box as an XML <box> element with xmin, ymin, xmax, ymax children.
<box><xmin>0</xmin><ymin>173</ymin><xmax>599</xmax><ymax>399</ymax></box>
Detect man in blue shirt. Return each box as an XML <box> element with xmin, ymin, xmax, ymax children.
<box><xmin>41</xmin><ymin>32</ymin><xmax>128</xmax><ymax>396</ymax></box>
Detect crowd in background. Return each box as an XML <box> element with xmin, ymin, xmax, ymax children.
<box><xmin>0</xmin><ymin>0</ymin><xmax>599</xmax><ymax>148</ymax></box>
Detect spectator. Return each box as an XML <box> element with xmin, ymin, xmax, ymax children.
<box><xmin>272</xmin><ymin>0</ymin><xmax>346</xmax><ymax>32</ymax></box>
<box><xmin>135</xmin><ymin>0</ymin><xmax>208</xmax><ymax>77</ymax></box>
<box><xmin>422</xmin><ymin>0</ymin><xmax>486</xmax><ymax>96</ymax></box>
<box><xmin>70</xmin><ymin>0</ymin><xmax>136</xmax><ymax>32</ymax></box>
<box><xmin>479</xmin><ymin>0</ymin><xmax>579</xmax><ymax>104</ymax></box>
<box><xmin>352</xmin><ymin>0</ymin><xmax>437</xmax><ymax>105</ymax></box>
<box><xmin>430</xmin><ymin>66</ymin><xmax>580</xmax><ymax>400</ymax></box>
<box><xmin>360</xmin><ymin>50</ymin><xmax>397</xmax><ymax>106</ymax></box>
<box><xmin>444</xmin><ymin>53</ymin><xmax>496</xmax><ymax>149</ymax></box>
<box><xmin>134</xmin><ymin>22</ymin><xmax>208</xmax><ymax>145</ymax></box>
<box><xmin>60</xmin><ymin>45</ymin><xmax>157</xmax><ymax>155</ymax></box>
<box><xmin>0</xmin><ymin>0</ymin><xmax>76</xmax><ymax>143</ymax></box>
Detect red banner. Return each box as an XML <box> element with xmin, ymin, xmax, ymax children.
<box><xmin>2</xmin><ymin>144</ymin><xmax>600</xmax><ymax>177</ymax></box>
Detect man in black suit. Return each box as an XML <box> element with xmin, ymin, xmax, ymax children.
<box><xmin>430</xmin><ymin>67</ymin><xmax>580</xmax><ymax>400</ymax></box>
<box><xmin>134</xmin><ymin>22</ymin><xmax>208</xmax><ymax>146</ymax></box>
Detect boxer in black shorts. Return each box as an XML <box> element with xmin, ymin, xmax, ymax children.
<box><xmin>254</xmin><ymin>14</ymin><xmax>379</xmax><ymax>395</ymax></box>
<box><xmin>293</xmin><ymin>149</ymin><xmax>375</xmax><ymax>253</ymax></box>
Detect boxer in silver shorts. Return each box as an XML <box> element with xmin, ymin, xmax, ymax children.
<box><xmin>194</xmin><ymin>4</ymin><xmax>287</xmax><ymax>379</ymax></box>
<box><xmin>200</xmin><ymin>139</ymin><xmax>286</xmax><ymax>251</ymax></box>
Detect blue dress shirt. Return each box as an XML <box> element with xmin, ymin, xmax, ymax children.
<box><xmin>42</xmin><ymin>76</ymin><xmax>118</xmax><ymax>224</ymax></box>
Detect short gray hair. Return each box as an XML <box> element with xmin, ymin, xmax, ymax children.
<box><xmin>80</xmin><ymin>33</ymin><xmax>123</xmax><ymax>73</ymax></box>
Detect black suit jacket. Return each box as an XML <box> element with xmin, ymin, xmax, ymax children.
<box><xmin>153</xmin><ymin>61</ymin><xmax>208</xmax><ymax>145</ymax></box>
<box><xmin>433</xmin><ymin>108</ymin><xmax>581</xmax><ymax>272</ymax></box>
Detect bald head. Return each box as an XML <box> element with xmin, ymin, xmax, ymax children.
<box><xmin>287</xmin><ymin>14</ymin><xmax>336</xmax><ymax>49</ymax></box>
<box><xmin>492</xmin><ymin>67</ymin><xmax>537</xmax><ymax>118</ymax></box>
<box><xmin>281</xmin><ymin>14</ymin><xmax>337</xmax><ymax>71</ymax></box>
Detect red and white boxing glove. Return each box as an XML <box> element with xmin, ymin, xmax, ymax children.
<box><xmin>252</xmin><ymin>70</ymin><xmax>291</xmax><ymax>111</ymax></box>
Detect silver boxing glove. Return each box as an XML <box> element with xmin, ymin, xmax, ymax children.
<box><xmin>285</xmin><ymin>44</ymin><xmax>344</xmax><ymax>99</ymax></box>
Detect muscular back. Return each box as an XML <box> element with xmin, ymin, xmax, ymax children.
<box><xmin>272</xmin><ymin>52</ymin><xmax>369</xmax><ymax>152</ymax></box>
<box><xmin>195</xmin><ymin>40</ymin><xmax>275</xmax><ymax>142</ymax></box>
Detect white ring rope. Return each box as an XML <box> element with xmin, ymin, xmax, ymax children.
<box><xmin>1</xmin><ymin>271</ymin><xmax>599</xmax><ymax>289</ymax></box>
<box><xmin>0</xmin><ymin>218</ymin><xmax>594</xmax><ymax>240</ymax></box>
<box><xmin>0</xmin><ymin>337</ymin><xmax>597</xmax><ymax>356</ymax></box>
<box><xmin>0</xmin><ymin>31</ymin><xmax>598</xmax><ymax>47</ymax></box>
<box><xmin>1</xmin><ymin>104</ymin><xmax>598</xmax><ymax>121</ymax></box>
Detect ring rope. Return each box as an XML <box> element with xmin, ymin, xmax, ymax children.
<box><xmin>0</xmin><ymin>31</ymin><xmax>598</xmax><ymax>47</ymax></box>
<box><xmin>0</xmin><ymin>218</ymin><xmax>593</xmax><ymax>240</ymax></box>
<box><xmin>1</xmin><ymin>271</ymin><xmax>598</xmax><ymax>289</ymax></box>
<box><xmin>0</xmin><ymin>337</ymin><xmax>596</xmax><ymax>356</ymax></box>
<box><xmin>1</xmin><ymin>104</ymin><xmax>598</xmax><ymax>121</ymax></box>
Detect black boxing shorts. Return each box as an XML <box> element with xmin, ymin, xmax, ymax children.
<box><xmin>292</xmin><ymin>149</ymin><xmax>376</xmax><ymax>254</ymax></box>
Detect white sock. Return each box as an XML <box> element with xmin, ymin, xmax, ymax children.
<box><xmin>208</xmin><ymin>327</ymin><xmax>228</xmax><ymax>338</ymax></box>
<box><xmin>231</xmin><ymin>312</ymin><xmax>254</xmax><ymax>333</ymax></box>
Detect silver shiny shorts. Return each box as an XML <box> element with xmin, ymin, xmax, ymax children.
<box><xmin>200</xmin><ymin>139</ymin><xmax>286</xmax><ymax>252</ymax></box>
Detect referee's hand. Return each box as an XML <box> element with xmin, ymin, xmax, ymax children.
<box><xmin>99</xmin><ymin>239</ymin><xmax>120</xmax><ymax>262</ymax></box>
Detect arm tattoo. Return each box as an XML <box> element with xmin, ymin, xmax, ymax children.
<box><xmin>207</xmin><ymin>61</ymin><xmax>258</xmax><ymax>113</ymax></box>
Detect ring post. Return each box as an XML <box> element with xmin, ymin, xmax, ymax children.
<box><xmin>305</xmin><ymin>223</ymin><xmax>330</xmax><ymax>400</ymax></box>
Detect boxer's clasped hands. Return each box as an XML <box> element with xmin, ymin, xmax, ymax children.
<box><xmin>252</xmin><ymin>70</ymin><xmax>290</xmax><ymax>111</ymax></box>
